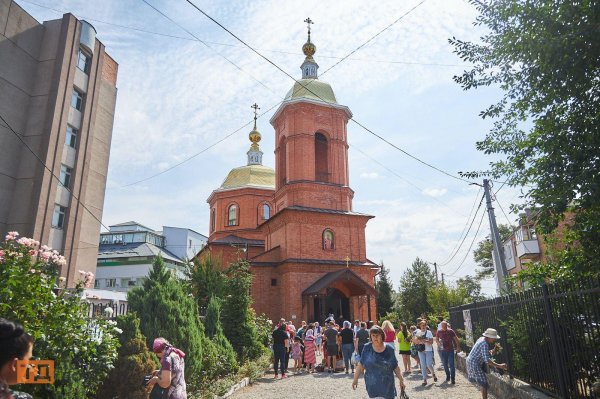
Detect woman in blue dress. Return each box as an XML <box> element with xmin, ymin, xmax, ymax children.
<box><xmin>352</xmin><ymin>325</ymin><xmax>405</xmax><ymax>398</ymax></box>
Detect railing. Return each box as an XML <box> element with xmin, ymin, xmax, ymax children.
<box><xmin>85</xmin><ymin>302</ymin><xmax>128</xmax><ymax>320</ymax></box>
<box><xmin>449</xmin><ymin>277</ymin><xmax>600</xmax><ymax>398</ymax></box>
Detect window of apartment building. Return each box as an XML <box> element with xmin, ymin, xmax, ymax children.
<box><xmin>52</xmin><ymin>205</ymin><xmax>66</xmax><ymax>229</ymax></box>
<box><xmin>94</xmin><ymin>279</ymin><xmax>99</xmax><ymax>288</ymax></box>
<box><xmin>189</xmin><ymin>239</ymin><xmax>192</xmax><ymax>249</ymax></box>
<box><xmin>65</xmin><ymin>125</ymin><xmax>78</xmax><ymax>148</ymax></box>
<box><xmin>71</xmin><ymin>89</ymin><xmax>84</xmax><ymax>111</ymax></box>
<box><xmin>59</xmin><ymin>164</ymin><xmax>72</xmax><ymax>189</ymax></box>
<box><xmin>105</xmin><ymin>278</ymin><xmax>116</xmax><ymax>288</ymax></box>
<box><xmin>77</xmin><ymin>49</ymin><xmax>92</xmax><ymax>74</ymax></box>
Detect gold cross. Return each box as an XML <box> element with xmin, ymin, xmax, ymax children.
<box><xmin>251</xmin><ymin>103</ymin><xmax>260</xmax><ymax>128</ymax></box>
<box><xmin>345</xmin><ymin>256</ymin><xmax>350</xmax><ymax>268</ymax></box>
<box><xmin>304</xmin><ymin>17</ymin><xmax>314</xmax><ymax>41</ymax></box>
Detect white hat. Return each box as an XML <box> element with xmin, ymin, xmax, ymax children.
<box><xmin>482</xmin><ymin>328</ymin><xmax>500</xmax><ymax>339</ymax></box>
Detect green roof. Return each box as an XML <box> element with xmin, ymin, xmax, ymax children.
<box><xmin>284</xmin><ymin>79</ymin><xmax>337</xmax><ymax>104</ymax></box>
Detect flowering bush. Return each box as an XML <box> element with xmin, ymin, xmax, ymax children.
<box><xmin>0</xmin><ymin>232</ymin><xmax>119</xmax><ymax>398</ymax></box>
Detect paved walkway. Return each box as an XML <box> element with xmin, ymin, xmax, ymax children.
<box><xmin>231</xmin><ymin>351</ymin><xmax>495</xmax><ymax>398</ymax></box>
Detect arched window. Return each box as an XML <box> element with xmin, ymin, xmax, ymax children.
<box><xmin>315</xmin><ymin>132</ymin><xmax>329</xmax><ymax>182</ymax></box>
<box><xmin>263</xmin><ymin>203</ymin><xmax>271</xmax><ymax>221</ymax></box>
<box><xmin>323</xmin><ymin>229</ymin><xmax>334</xmax><ymax>250</ymax></box>
<box><xmin>227</xmin><ymin>204</ymin><xmax>238</xmax><ymax>226</ymax></box>
<box><xmin>211</xmin><ymin>208</ymin><xmax>216</xmax><ymax>232</ymax></box>
<box><xmin>279</xmin><ymin>137</ymin><xmax>287</xmax><ymax>186</ymax></box>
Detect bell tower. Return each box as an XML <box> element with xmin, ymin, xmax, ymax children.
<box><xmin>270</xmin><ymin>20</ymin><xmax>354</xmax><ymax>213</ymax></box>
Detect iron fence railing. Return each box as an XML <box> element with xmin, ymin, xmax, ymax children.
<box><xmin>449</xmin><ymin>277</ymin><xmax>600</xmax><ymax>398</ymax></box>
<box><xmin>85</xmin><ymin>302</ymin><xmax>128</xmax><ymax>320</ymax></box>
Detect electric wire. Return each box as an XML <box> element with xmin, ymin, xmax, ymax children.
<box><xmin>437</xmin><ymin>194</ymin><xmax>485</xmax><ymax>267</ymax></box>
<box><xmin>492</xmin><ymin>190</ymin><xmax>514</xmax><ymax>228</ymax></box>
<box><xmin>180</xmin><ymin>0</ymin><xmax>475</xmax><ymax>185</ymax></box>
<box><xmin>445</xmin><ymin>207</ymin><xmax>486</xmax><ymax>277</ymax></box>
<box><xmin>0</xmin><ymin>113</ymin><xmax>111</xmax><ymax>232</ymax></box>
<box><xmin>436</xmin><ymin>187</ymin><xmax>482</xmax><ymax>265</ymax></box>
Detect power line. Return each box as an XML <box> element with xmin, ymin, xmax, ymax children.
<box><xmin>437</xmin><ymin>187</ymin><xmax>482</xmax><ymax>265</ymax></box>
<box><xmin>437</xmin><ymin>194</ymin><xmax>485</xmax><ymax>267</ymax></box>
<box><xmin>492</xmin><ymin>190</ymin><xmax>514</xmax><ymax>227</ymax></box>
<box><xmin>0</xmin><ymin>113</ymin><xmax>110</xmax><ymax>232</ymax></box>
<box><xmin>179</xmin><ymin>0</ymin><xmax>475</xmax><ymax>186</ymax></box>
<box><xmin>349</xmin><ymin>143</ymin><xmax>468</xmax><ymax>217</ymax></box>
<box><xmin>445</xmin><ymin>208</ymin><xmax>486</xmax><ymax>277</ymax></box>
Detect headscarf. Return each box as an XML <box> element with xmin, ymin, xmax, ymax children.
<box><xmin>305</xmin><ymin>329</ymin><xmax>314</xmax><ymax>341</ymax></box>
<box><xmin>343</xmin><ymin>320</ymin><xmax>352</xmax><ymax>329</ymax></box>
<box><xmin>153</xmin><ymin>337</ymin><xmax>186</xmax><ymax>359</ymax></box>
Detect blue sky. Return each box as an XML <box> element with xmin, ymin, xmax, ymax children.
<box><xmin>19</xmin><ymin>0</ymin><xmax>523</xmax><ymax>295</ymax></box>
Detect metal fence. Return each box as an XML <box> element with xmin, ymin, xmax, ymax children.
<box><xmin>85</xmin><ymin>302</ymin><xmax>128</xmax><ymax>320</ymax></box>
<box><xmin>449</xmin><ymin>277</ymin><xmax>600</xmax><ymax>398</ymax></box>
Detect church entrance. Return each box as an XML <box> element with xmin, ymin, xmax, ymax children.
<box><xmin>313</xmin><ymin>288</ymin><xmax>349</xmax><ymax>323</ymax></box>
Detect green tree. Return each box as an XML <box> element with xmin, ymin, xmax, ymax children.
<box><xmin>375</xmin><ymin>263</ymin><xmax>395</xmax><ymax>319</ymax></box>
<box><xmin>397</xmin><ymin>258</ymin><xmax>436</xmax><ymax>322</ymax></box>
<box><xmin>185</xmin><ymin>252</ymin><xmax>224</xmax><ymax>310</ymax></box>
<box><xmin>204</xmin><ymin>296</ymin><xmax>238</xmax><ymax>374</ymax></box>
<box><xmin>97</xmin><ymin>313</ymin><xmax>157</xmax><ymax>399</ymax></box>
<box><xmin>128</xmin><ymin>256</ymin><xmax>221</xmax><ymax>388</ymax></box>
<box><xmin>472</xmin><ymin>224</ymin><xmax>512</xmax><ymax>280</ymax></box>
<box><xmin>0</xmin><ymin>233</ymin><xmax>119</xmax><ymax>398</ymax></box>
<box><xmin>220</xmin><ymin>260</ymin><xmax>264</xmax><ymax>361</ymax></box>
<box><xmin>451</xmin><ymin>1</ymin><xmax>600</xmax><ymax>280</ymax></box>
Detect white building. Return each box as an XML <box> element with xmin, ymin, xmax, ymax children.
<box><xmin>95</xmin><ymin>221</ymin><xmax>207</xmax><ymax>291</ymax></box>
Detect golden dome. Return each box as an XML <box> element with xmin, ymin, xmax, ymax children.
<box><xmin>220</xmin><ymin>164</ymin><xmax>275</xmax><ymax>190</ymax></box>
<box><xmin>249</xmin><ymin>129</ymin><xmax>261</xmax><ymax>145</ymax></box>
<box><xmin>302</xmin><ymin>41</ymin><xmax>316</xmax><ymax>59</ymax></box>
<box><xmin>284</xmin><ymin>79</ymin><xmax>337</xmax><ymax>104</ymax></box>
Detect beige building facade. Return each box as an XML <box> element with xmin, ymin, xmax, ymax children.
<box><xmin>0</xmin><ymin>0</ymin><xmax>118</xmax><ymax>286</ymax></box>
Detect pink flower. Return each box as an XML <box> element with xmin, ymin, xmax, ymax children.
<box><xmin>28</xmin><ymin>250</ymin><xmax>38</xmax><ymax>257</ymax></box>
<box><xmin>0</xmin><ymin>249</ymin><xmax>4</xmax><ymax>262</ymax></box>
<box><xmin>5</xmin><ymin>231</ymin><xmax>19</xmax><ymax>241</ymax></box>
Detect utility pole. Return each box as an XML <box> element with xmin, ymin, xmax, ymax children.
<box><xmin>441</xmin><ymin>273</ymin><xmax>445</xmax><ymax>285</ymax></box>
<box><xmin>434</xmin><ymin>262</ymin><xmax>438</xmax><ymax>284</ymax></box>
<box><xmin>483</xmin><ymin>179</ymin><xmax>508</xmax><ymax>293</ymax></box>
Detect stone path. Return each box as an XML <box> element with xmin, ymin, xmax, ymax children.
<box><xmin>231</xmin><ymin>351</ymin><xmax>495</xmax><ymax>398</ymax></box>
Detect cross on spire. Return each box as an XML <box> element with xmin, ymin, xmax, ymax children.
<box><xmin>304</xmin><ymin>17</ymin><xmax>314</xmax><ymax>42</ymax></box>
<box><xmin>251</xmin><ymin>103</ymin><xmax>260</xmax><ymax>129</ymax></box>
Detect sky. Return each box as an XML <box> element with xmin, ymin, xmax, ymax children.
<box><xmin>19</xmin><ymin>0</ymin><xmax>524</xmax><ymax>296</ymax></box>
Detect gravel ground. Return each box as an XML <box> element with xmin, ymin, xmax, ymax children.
<box><xmin>230</xmin><ymin>350</ymin><xmax>496</xmax><ymax>398</ymax></box>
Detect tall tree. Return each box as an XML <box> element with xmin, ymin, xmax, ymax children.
<box><xmin>451</xmin><ymin>1</ymin><xmax>600</xmax><ymax>279</ymax></box>
<box><xmin>185</xmin><ymin>252</ymin><xmax>224</xmax><ymax>310</ymax></box>
<box><xmin>375</xmin><ymin>263</ymin><xmax>395</xmax><ymax>319</ymax></box>
<box><xmin>397</xmin><ymin>258</ymin><xmax>436</xmax><ymax>322</ymax></box>
<box><xmin>472</xmin><ymin>224</ymin><xmax>512</xmax><ymax>280</ymax></box>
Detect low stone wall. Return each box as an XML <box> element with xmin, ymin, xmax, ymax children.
<box><xmin>455</xmin><ymin>353</ymin><xmax>553</xmax><ymax>399</ymax></box>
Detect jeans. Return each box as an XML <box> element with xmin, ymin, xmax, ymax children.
<box><xmin>440</xmin><ymin>351</ymin><xmax>455</xmax><ymax>381</ymax></box>
<box><xmin>342</xmin><ymin>343</ymin><xmax>354</xmax><ymax>370</ymax></box>
<box><xmin>273</xmin><ymin>344</ymin><xmax>286</xmax><ymax>375</ymax></box>
<box><xmin>418</xmin><ymin>350</ymin><xmax>434</xmax><ymax>380</ymax></box>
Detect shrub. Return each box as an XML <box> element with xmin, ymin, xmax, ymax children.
<box><xmin>97</xmin><ymin>312</ymin><xmax>157</xmax><ymax>399</ymax></box>
<box><xmin>0</xmin><ymin>232</ymin><xmax>119</xmax><ymax>398</ymax></box>
<box><xmin>204</xmin><ymin>296</ymin><xmax>238</xmax><ymax>374</ymax></box>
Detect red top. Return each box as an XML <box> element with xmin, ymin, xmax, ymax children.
<box><xmin>384</xmin><ymin>329</ymin><xmax>396</xmax><ymax>343</ymax></box>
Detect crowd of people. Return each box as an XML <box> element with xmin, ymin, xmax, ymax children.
<box><xmin>270</xmin><ymin>315</ymin><xmax>506</xmax><ymax>399</ymax></box>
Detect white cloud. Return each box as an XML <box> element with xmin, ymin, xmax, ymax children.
<box><xmin>360</xmin><ymin>172</ymin><xmax>380</xmax><ymax>179</ymax></box>
<box><xmin>422</xmin><ymin>187</ymin><xmax>448</xmax><ymax>197</ymax></box>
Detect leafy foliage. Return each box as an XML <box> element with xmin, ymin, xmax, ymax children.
<box><xmin>97</xmin><ymin>312</ymin><xmax>157</xmax><ymax>399</ymax></box>
<box><xmin>128</xmin><ymin>255</ymin><xmax>223</xmax><ymax>388</ymax></box>
<box><xmin>375</xmin><ymin>263</ymin><xmax>395</xmax><ymax>319</ymax></box>
<box><xmin>185</xmin><ymin>253</ymin><xmax>224</xmax><ymax>310</ymax></box>
<box><xmin>204</xmin><ymin>296</ymin><xmax>238</xmax><ymax>374</ymax></box>
<box><xmin>0</xmin><ymin>233</ymin><xmax>119</xmax><ymax>398</ymax></box>
<box><xmin>397</xmin><ymin>258</ymin><xmax>436</xmax><ymax>322</ymax></box>
<box><xmin>220</xmin><ymin>260</ymin><xmax>265</xmax><ymax>362</ymax></box>
<box><xmin>451</xmin><ymin>0</ymin><xmax>600</xmax><ymax>280</ymax></box>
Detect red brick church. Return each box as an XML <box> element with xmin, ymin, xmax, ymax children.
<box><xmin>199</xmin><ymin>25</ymin><xmax>378</xmax><ymax>324</ymax></box>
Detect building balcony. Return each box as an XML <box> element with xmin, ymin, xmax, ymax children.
<box><xmin>516</xmin><ymin>239</ymin><xmax>540</xmax><ymax>259</ymax></box>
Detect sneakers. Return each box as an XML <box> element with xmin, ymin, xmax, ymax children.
<box><xmin>446</xmin><ymin>376</ymin><xmax>451</xmax><ymax>382</ymax></box>
<box><xmin>451</xmin><ymin>380</ymin><xmax>456</xmax><ymax>385</ymax></box>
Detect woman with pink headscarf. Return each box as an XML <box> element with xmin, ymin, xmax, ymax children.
<box><xmin>146</xmin><ymin>337</ymin><xmax>187</xmax><ymax>399</ymax></box>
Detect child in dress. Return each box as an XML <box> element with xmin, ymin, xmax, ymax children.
<box><xmin>303</xmin><ymin>327</ymin><xmax>317</xmax><ymax>373</ymax></box>
<box><xmin>291</xmin><ymin>336</ymin><xmax>303</xmax><ymax>372</ymax></box>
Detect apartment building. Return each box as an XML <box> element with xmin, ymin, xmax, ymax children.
<box><xmin>0</xmin><ymin>0</ymin><xmax>118</xmax><ymax>286</ymax></box>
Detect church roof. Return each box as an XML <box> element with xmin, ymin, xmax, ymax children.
<box><xmin>211</xmin><ymin>235</ymin><xmax>265</xmax><ymax>246</ymax></box>
<box><xmin>219</xmin><ymin>164</ymin><xmax>275</xmax><ymax>190</ymax></box>
<box><xmin>302</xmin><ymin>268</ymin><xmax>376</xmax><ymax>296</ymax></box>
<box><xmin>284</xmin><ymin>79</ymin><xmax>337</xmax><ymax>104</ymax></box>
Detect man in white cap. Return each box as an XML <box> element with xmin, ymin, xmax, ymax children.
<box><xmin>466</xmin><ymin>328</ymin><xmax>507</xmax><ymax>399</ymax></box>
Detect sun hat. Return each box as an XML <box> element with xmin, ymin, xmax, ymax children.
<box><xmin>482</xmin><ymin>328</ymin><xmax>501</xmax><ymax>339</ymax></box>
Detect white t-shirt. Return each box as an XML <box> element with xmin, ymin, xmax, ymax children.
<box><xmin>415</xmin><ymin>329</ymin><xmax>434</xmax><ymax>352</ymax></box>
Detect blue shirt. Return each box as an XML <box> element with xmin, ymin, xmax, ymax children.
<box><xmin>360</xmin><ymin>343</ymin><xmax>398</xmax><ymax>399</ymax></box>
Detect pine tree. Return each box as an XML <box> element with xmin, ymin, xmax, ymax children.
<box><xmin>97</xmin><ymin>313</ymin><xmax>157</xmax><ymax>399</ymax></box>
<box><xmin>397</xmin><ymin>258</ymin><xmax>436</xmax><ymax>321</ymax></box>
<box><xmin>220</xmin><ymin>260</ymin><xmax>264</xmax><ymax>361</ymax></box>
<box><xmin>204</xmin><ymin>295</ymin><xmax>238</xmax><ymax>373</ymax></box>
<box><xmin>128</xmin><ymin>255</ymin><xmax>221</xmax><ymax>388</ymax></box>
<box><xmin>375</xmin><ymin>262</ymin><xmax>395</xmax><ymax>319</ymax></box>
